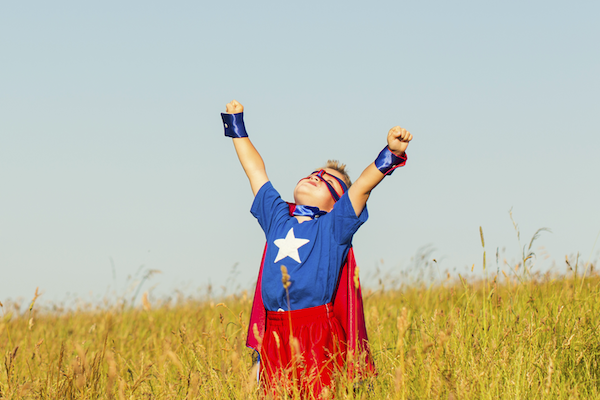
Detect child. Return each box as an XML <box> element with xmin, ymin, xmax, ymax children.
<box><xmin>221</xmin><ymin>99</ymin><xmax>412</xmax><ymax>398</ymax></box>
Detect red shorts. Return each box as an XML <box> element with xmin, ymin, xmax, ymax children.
<box><xmin>260</xmin><ymin>303</ymin><xmax>347</xmax><ymax>398</ymax></box>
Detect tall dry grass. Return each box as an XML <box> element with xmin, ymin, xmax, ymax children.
<box><xmin>2</xmin><ymin>257</ymin><xmax>600</xmax><ymax>398</ymax></box>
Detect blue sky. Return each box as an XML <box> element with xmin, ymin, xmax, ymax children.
<box><xmin>1</xmin><ymin>1</ymin><xmax>599</xmax><ymax>306</ymax></box>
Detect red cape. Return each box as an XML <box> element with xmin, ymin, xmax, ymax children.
<box><xmin>246</xmin><ymin>203</ymin><xmax>375</xmax><ymax>376</ymax></box>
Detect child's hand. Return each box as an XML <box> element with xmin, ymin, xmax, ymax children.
<box><xmin>225</xmin><ymin>99</ymin><xmax>244</xmax><ymax>114</ymax></box>
<box><xmin>387</xmin><ymin>126</ymin><xmax>413</xmax><ymax>156</ymax></box>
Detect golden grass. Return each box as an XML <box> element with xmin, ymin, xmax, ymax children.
<box><xmin>2</xmin><ymin>269</ymin><xmax>600</xmax><ymax>399</ymax></box>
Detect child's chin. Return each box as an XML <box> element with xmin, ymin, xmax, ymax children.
<box><xmin>293</xmin><ymin>192</ymin><xmax>311</xmax><ymax>205</ymax></box>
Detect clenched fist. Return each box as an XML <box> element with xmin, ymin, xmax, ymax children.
<box><xmin>225</xmin><ymin>99</ymin><xmax>244</xmax><ymax>114</ymax></box>
<box><xmin>387</xmin><ymin>126</ymin><xmax>412</xmax><ymax>156</ymax></box>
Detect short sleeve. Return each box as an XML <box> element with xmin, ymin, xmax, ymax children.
<box><xmin>250</xmin><ymin>181</ymin><xmax>290</xmax><ymax>236</ymax></box>
<box><xmin>325</xmin><ymin>192</ymin><xmax>368</xmax><ymax>245</ymax></box>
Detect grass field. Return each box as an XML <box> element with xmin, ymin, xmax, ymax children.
<box><xmin>2</xmin><ymin>250</ymin><xmax>599</xmax><ymax>399</ymax></box>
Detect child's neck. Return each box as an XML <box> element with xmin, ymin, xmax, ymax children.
<box><xmin>294</xmin><ymin>215</ymin><xmax>312</xmax><ymax>224</ymax></box>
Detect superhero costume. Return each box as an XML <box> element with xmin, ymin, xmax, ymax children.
<box><xmin>246</xmin><ymin>182</ymin><xmax>375</xmax><ymax>396</ymax></box>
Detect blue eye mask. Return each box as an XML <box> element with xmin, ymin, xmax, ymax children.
<box><xmin>309</xmin><ymin>169</ymin><xmax>348</xmax><ymax>202</ymax></box>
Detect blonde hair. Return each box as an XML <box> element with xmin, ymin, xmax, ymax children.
<box><xmin>321</xmin><ymin>160</ymin><xmax>352</xmax><ymax>188</ymax></box>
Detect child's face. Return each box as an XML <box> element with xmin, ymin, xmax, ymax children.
<box><xmin>293</xmin><ymin>168</ymin><xmax>347</xmax><ymax>212</ymax></box>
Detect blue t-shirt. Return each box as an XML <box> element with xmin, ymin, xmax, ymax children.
<box><xmin>251</xmin><ymin>181</ymin><xmax>368</xmax><ymax>311</ymax></box>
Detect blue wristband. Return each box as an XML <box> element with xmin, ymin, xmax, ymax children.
<box><xmin>221</xmin><ymin>112</ymin><xmax>248</xmax><ymax>138</ymax></box>
<box><xmin>374</xmin><ymin>146</ymin><xmax>407</xmax><ymax>175</ymax></box>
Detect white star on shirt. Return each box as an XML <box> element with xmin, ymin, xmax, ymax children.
<box><xmin>273</xmin><ymin>228</ymin><xmax>310</xmax><ymax>263</ymax></box>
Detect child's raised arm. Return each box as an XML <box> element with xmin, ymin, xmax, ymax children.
<box><xmin>348</xmin><ymin>126</ymin><xmax>413</xmax><ymax>216</ymax></box>
<box><xmin>221</xmin><ymin>100</ymin><xmax>269</xmax><ymax>196</ymax></box>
